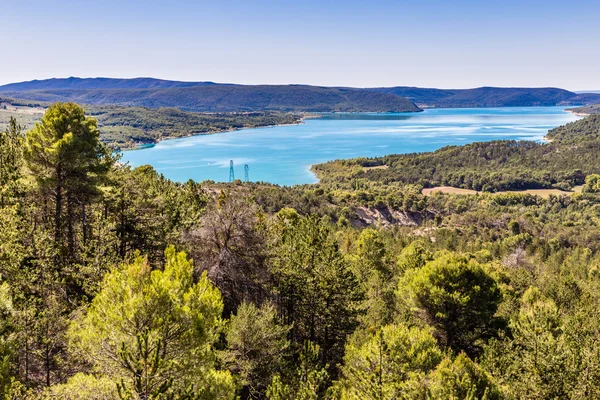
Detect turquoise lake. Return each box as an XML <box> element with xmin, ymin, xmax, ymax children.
<box><xmin>121</xmin><ymin>107</ymin><xmax>581</xmax><ymax>186</ymax></box>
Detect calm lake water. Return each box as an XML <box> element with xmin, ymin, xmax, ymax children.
<box><xmin>121</xmin><ymin>107</ymin><xmax>581</xmax><ymax>186</ymax></box>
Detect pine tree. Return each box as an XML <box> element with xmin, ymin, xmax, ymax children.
<box><xmin>24</xmin><ymin>102</ymin><xmax>112</xmax><ymax>264</ymax></box>
<box><xmin>68</xmin><ymin>246</ymin><xmax>235</xmax><ymax>398</ymax></box>
<box><xmin>0</xmin><ymin>117</ymin><xmax>24</xmax><ymax>207</ymax></box>
<box><xmin>269</xmin><ymin>211</ymin><xmax>362</xmax><ymax>371</ymax></box>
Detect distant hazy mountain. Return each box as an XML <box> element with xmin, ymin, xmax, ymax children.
<box><xmin>0</xmin><ymin>77</ymin><xmax>218</xmax><ymax>91</ymax></box>
<box><xmin>2</xmin><ymin>78</ymin><xmax>598</xmax><ymax>112</ymax></box>
<box><xmin>373</xmin><ymin>86</ymin><xmax>600</xmax><ymax>107</ymax></box>
<box><xmin>0</xmin><ymin>80</ymin><xmax>421</xmax><ymax>113</ymax></box>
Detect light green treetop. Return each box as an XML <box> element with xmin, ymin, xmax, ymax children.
<box><xmin>69</xmin><ymin>246</ymin><xmax>234</xmax><ymax>399</ymax></box>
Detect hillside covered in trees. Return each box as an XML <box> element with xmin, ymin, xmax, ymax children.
<box><xmin>0</xmin><ymin>79</ymin><xmax>421</xmax><ymax>113</ymax></box>
<box><xmin>373</xmin><ymin>86</ymin><xmax>600</xmax><ymax>107</ymax></box>
<box><xmin>2</xmin><ymin>102</ymin><xmax>600</xmax><ymax>399</ymax></box>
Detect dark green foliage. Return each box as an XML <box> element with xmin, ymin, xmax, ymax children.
<box><xmin>266</xmin><ymin>341</ymin><xmax>329</xmax><ymax>400</ymax></box>
<box><xmin>350</xmin><ymin>229</ymin><xmax>396</xmax><ymax>328</ymax></box>
<box><xmin>24</xmin><ymin>102</ymin><xmax>112</xmax><ymax>267</ymax></box>
<box><xmin>546</xmin><ymin>113</ymin><xmax>600</xmax><ymax>142</ymax></box>
<box><xmin>398</xmin><ymin>254</ymin><xmax>504</xmax><ymax>356</ymax></box>
<box><xmin>223</xmin><ymin>302</ymin><xmax>290</xmax><ymax>397</ymax></box>
<box><xmin>0</xmin><ymin>117</ymin><xmax>23</xmax><ymax>207</ymax></box>
<box><xmin>269</xmin><ymin>211</ymin><xmax>363</xmax><ymax>372</ymax></box>
<box><xmin>481</xmin><ymin>288</ymin><xmax>600</xmax><ymax>399</ymax></box>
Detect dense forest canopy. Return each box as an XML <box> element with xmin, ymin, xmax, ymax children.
<box><xmin>2</xmin><ymin>102</ymin><xmax>600</xmax><ymax>399</ymax></box>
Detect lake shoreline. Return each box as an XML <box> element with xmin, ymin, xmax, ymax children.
<box><xmin>121</xmin><ymin>107</ymin><xmax>580</xmax><ymax>186</ymax></box>
<box><xmin>565</xmin><ymin>109</ymin><xmax>591</xmax><ymax>117</ymax></box>
<box><xmin>129</xmin><ymin>107</ymin><xmax>579</xmax><ymax>150</ymax></box>
<box><xmin>125</xmin><ymin>114</ymin><xmax>320</xmax><ymax>151</ymax></box>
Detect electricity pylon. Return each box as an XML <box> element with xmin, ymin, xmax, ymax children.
<box><xmin>229</xmin><ymin>160</ymin><xmax>234</xmax><ymax>182</ymax></box>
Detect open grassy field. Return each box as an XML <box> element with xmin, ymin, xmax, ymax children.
<box><xmin>362</xmin><ymin>165</ymin><xmax>389</xmax><ymax>172</ymax></box>
<box><xmin>422</xmin><ymin>186</ymin><xmax>479</xmax><ymax>196</ymax></box>
<box><xmin>0</xmin><ymin>107</ymin><xmax>42</xmax><ymax>131</ymax></box>
<box><xmin>423</xmin><ymin>185</ymin><xmax>584</xmax><ymax>198</ymax></box>
<box><xmin>1</xmin><ymin>100</ymin><xmax>45</xmax><ymax>125</ymax></box>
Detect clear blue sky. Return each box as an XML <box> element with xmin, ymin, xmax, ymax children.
<box><xmin>1</xmin><ymin>0</ymin><xmax>598</xmax><ymax>90</ymax></box>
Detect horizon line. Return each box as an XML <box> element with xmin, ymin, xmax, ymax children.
<box><xmin>0</xmin><ymin>76</ymin><xmax>597</xmax><ymax>93</ymax></box>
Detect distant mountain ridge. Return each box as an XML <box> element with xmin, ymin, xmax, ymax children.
<box><xmin>2</xmin><ymin>77</ymin><xmax>599</xmax><ymax>112</ymax></box>
<box><xmin>0</xmin><ymin>77</ymin><xmax>219</xmax><ymax>91</ymax></box>
<box><xmin>0</xmin><ymin>79</ymin><xmax>421</xmax><ymax>113</ymax></box>
<box><xmin>373</xmin><ymin>86</ymin><xmax>600</xmax><ymax>108</ymax></box>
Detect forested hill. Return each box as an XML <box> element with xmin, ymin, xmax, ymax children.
<box><xmin>0</xmin><ymin>80</ymin><xmax>421</xmax><ymax>113</ymax></box>
<box><xmin>373</xmin><ymin>86</ymin><xmax>600</xmax><ymax>107</ymax></box>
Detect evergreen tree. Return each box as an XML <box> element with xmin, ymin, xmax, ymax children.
<box><xmin>338</xmin><ymin>324</ymin><xmax>442</xmax><ymax>400</ymax></box>
<box><xmin>0</xmin><ymin>117</ymin><xmax>24</xmax><ymax>207</ymax></box>
<box><xmin>397</xmin><ymin>253</ymin><xmax>503</xmax><ymax>356</ymax></box>
<box><xmin>349</xmin><ymin>229</ymin><xmax>395</xmax><ymax>329</ymax></box>
<box><xmin>223</xmin><ymin>302</ymin><xmax>290</xmax><ymax>398</ymax></box>
<box><xmin>68</xmin><ymin>246</ymin><xmax>235</xmax><ymax>398</ymax></box>
<box><xmin>266</xmin><ymin>341</ymin><xmax>329</xmax><ymax>400</ymax></box>
<box><xmin>269</xmin><ymin>210</ymin><xmax>362</xmax><ymax>371</ymax></box>
<box><xmin>24</xmin><ymin>102</ymin><xmax>112</xmax><ymax>264</ymax></box>
<box><xmin>428</xmin><ymin>353</ymin><xmax>501</xmax><ymax>400</ymax></box>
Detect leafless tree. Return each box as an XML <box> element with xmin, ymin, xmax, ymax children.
<box><xmin>182</xmin><ymin>192</ymin><xmax>269</xmax><ymax>314</ymax></box>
